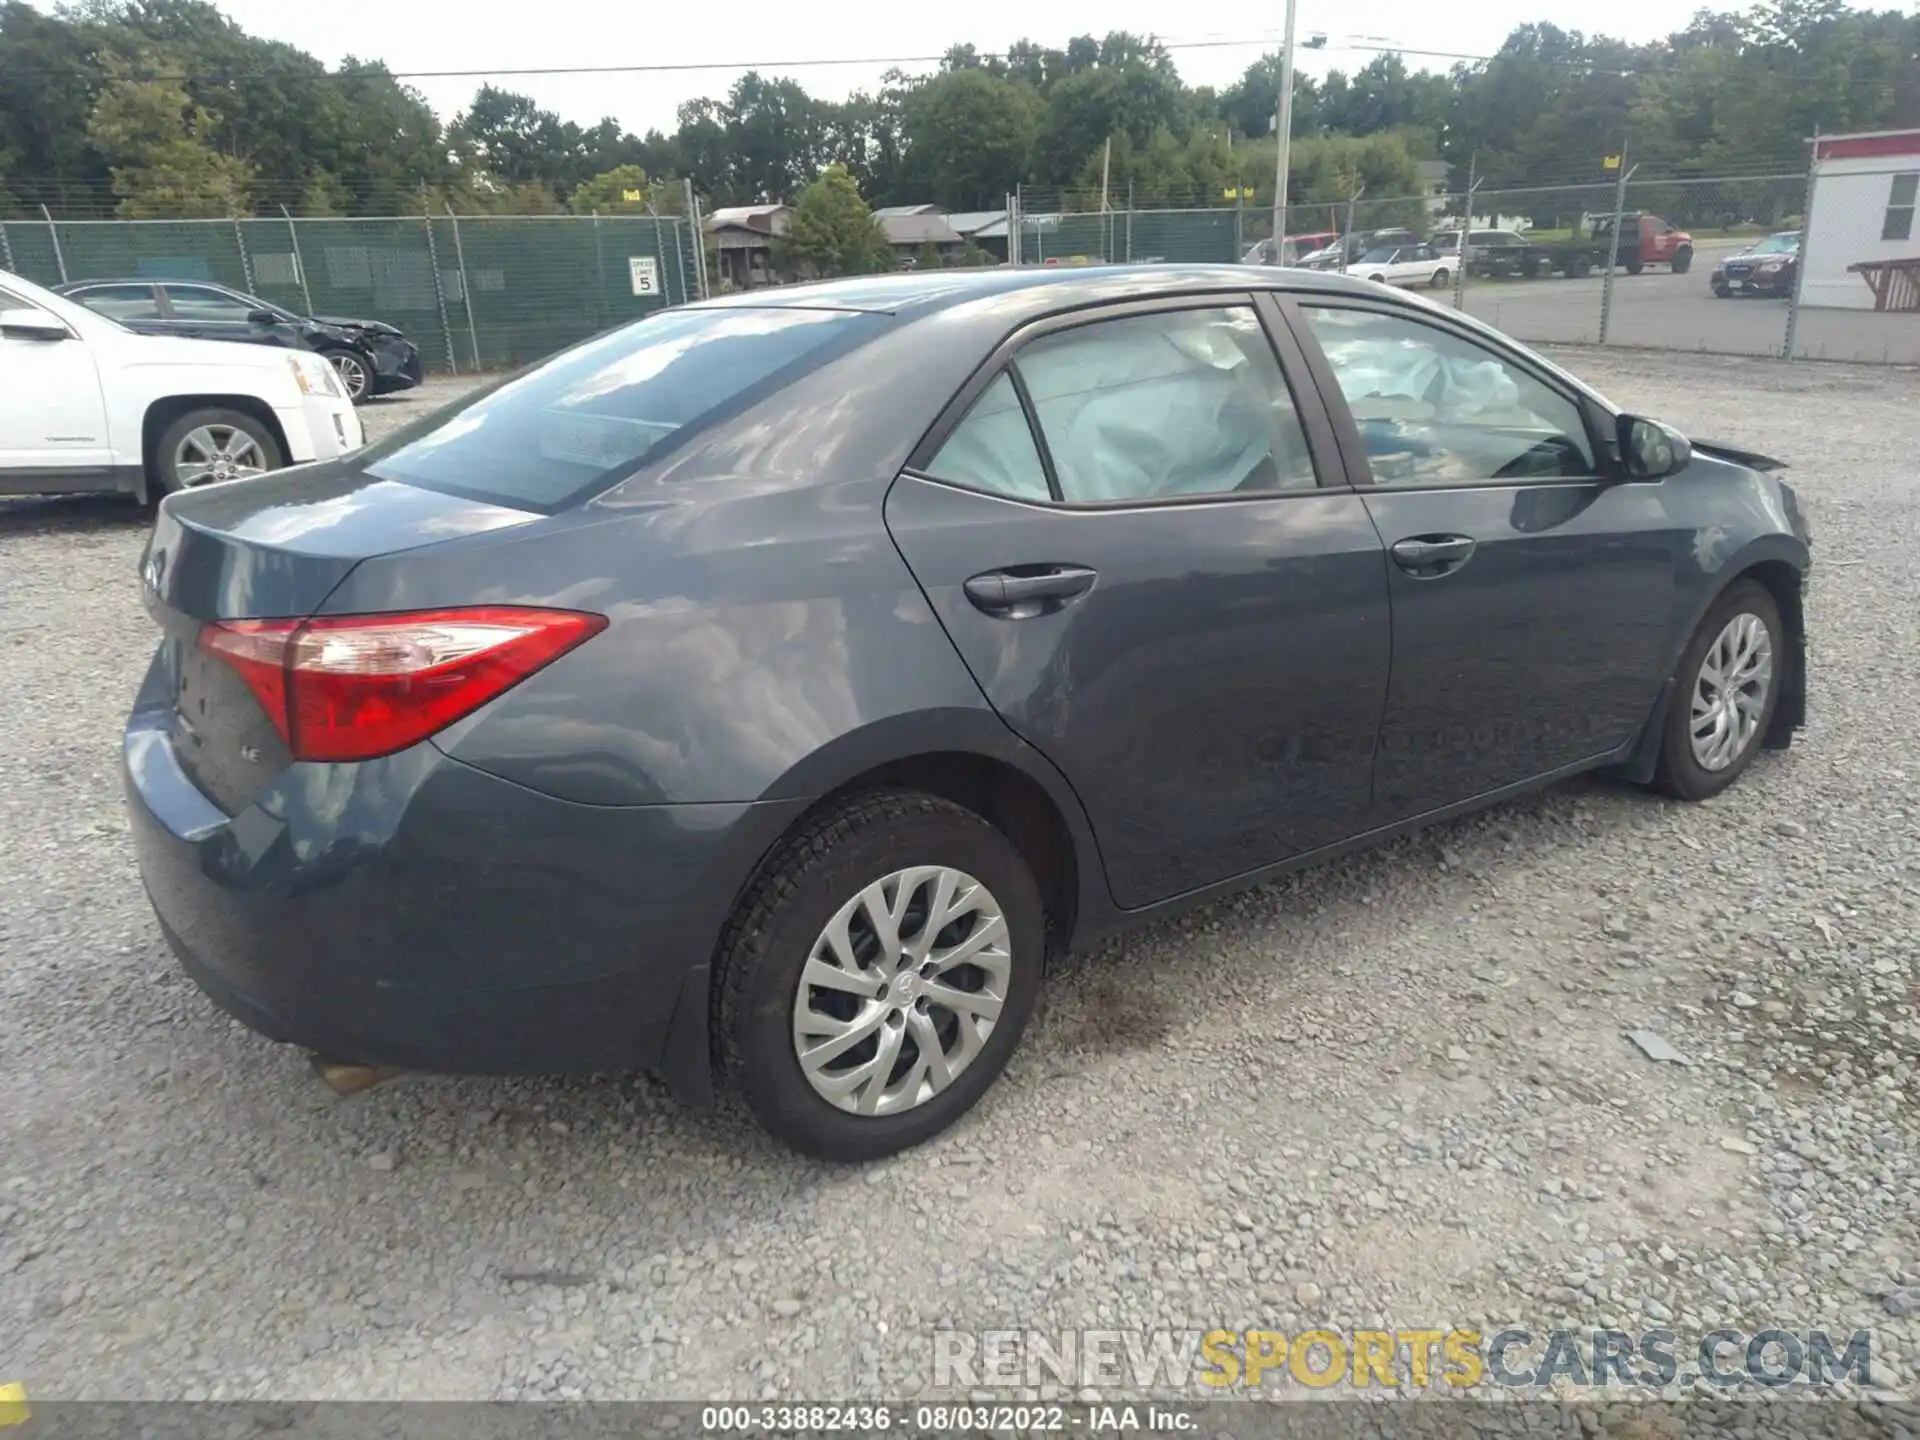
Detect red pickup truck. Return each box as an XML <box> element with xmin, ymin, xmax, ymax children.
<box><xmin>1474</xmin><ymin>212</ymin><xmax>1695</xmax><ymax>279</ymax></box>
<box><xmin>1592</xmin><ymin>212</ymin><xmax>1695</xmax><ymax>274</ymax></box>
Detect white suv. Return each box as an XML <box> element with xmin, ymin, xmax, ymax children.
<box><xmin>0</xmin><ymin>268</ymin><xmax>364</xmax><ymax>504</ymax></box>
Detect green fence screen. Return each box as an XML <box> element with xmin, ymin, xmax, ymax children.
<box><xmin>0</xmin><ymin>212</ymin><xmax>703</xmax><ymax>374</ymax></box>
<box><xmin>1020</xmin><ymin>208</ymin><xmax>1243</xmax><ymax>266</ymax></box>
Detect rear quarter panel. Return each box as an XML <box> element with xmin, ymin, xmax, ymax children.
<box><xmin>323</xmin><ymin>319</ymin><xmax>1039</xmax><ymax>810</ymax></box>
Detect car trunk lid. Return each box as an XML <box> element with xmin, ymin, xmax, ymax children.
<box><xmin>141</xmin><ymin>465</ymin><xmax>541</xmax><ymax>812</ymax></box>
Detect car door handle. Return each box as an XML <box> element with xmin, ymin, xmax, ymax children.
<box><xmin>963</xmin><ymin>566</ymin><xmax>1098</xmax><ymax>616</ymax></box>
<box><xmin>1389</xmin><ymin>535</ymin><xmax>1478</xmax><ymax>575</ymax></box>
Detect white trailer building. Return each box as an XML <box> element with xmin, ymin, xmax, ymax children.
<box><xmin>1802</xmin><ymin>128</ymin><xmax>1920</xmax><ymax>311</ymax></box>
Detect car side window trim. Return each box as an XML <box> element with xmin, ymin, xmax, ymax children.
<box><xmin>1002</xmin><ymin>363</ymin><xmax>1064</xmax><ymax>502</ymax></box>
<box><xmin>1270</xmin><ymin>292</ymin><xmax>1617</xmax><ymax>491</ymax></box>
<box><xmin>904</xmin><ymin>290</ymin><xmax>1352</xmax><ymax>507</ymax></box>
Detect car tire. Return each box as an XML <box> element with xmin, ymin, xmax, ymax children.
<box><xmin>1431</xmin><ymin>268</ymin><xmax>1451</xmax><ymax>289</ymax></box>
<box><xmin>1625</xmin><ymin>257</ymin><xmax>1644</xmax><ymax>276</ymax></box>
<box><xmin>1568</xmin><ymin>256</ymin><xmax>1594</xmax><ymax>280</ymax></box>
<box><xmin>1671</xmin><ymin>247</ymin><xmax>1694</xmax><ymax>275</ymax></box>
<box><xmin>320</xmin><ymin>348</ymin><xmax>372</xmax><ymax>404</ymax></box>
<box><xmin>152</xmin><ymin>407</ymin><xmax>284</xmax><ymax>498</ymax></box>
<box><xmin>1652</xmin><ymin>579</ymin><xmax>1784</xmax><ymax>802</ymax></box>
<box><xmin>1712</xmin><ymin>281</ymin><xmax>1731</xmax><ymax>298</ymax></box>
<box><xmin>1366</xmin><ymin>273</ymin><xmax>1387</xmax><ymax>285</ymax></box>
<box><xmin>714</xmin><ymin>789</ymin><xmax>1047</xmax><ymax>1162</ymax></box>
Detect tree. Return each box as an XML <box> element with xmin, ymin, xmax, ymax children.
<box><xmin>1317</xmin><ymin>55</ymin><xmax>1451</xmax><ymax>139</ymax></box>
<box><xmin>1288</xmin><ymin>133</ymin><xmax>1427</xmax><ymax>228</ymax></box>
<box><xmin>1031</xmin><ymin>55</ymin><xmax>1185</xmax><ymax>187</ymax></box>
<box><xmin>87</xmin><ymin>57</ymin><xmax>254</xmax><ymax>217</ymax></box>
<box><xmin>8</xmin><ymin>0</ymin><xmax>1920</xmax><ymax>225</ymax></box>
<box><xmin>451</xmin><ymin>85</ymin><xmax>583</xmax><ymax>196</ymax></box>
<box><xmin>570</xmin><ymin>163</ymin><xmax>656</xmax><ymax>214</ymax></box>
<box><xmin>0</xmin><ymin>0</ymin><xmax>115</xmax><ymax>208</ymax></box>
<box><xmin>777</xmin><ymin>164</ymin><xmax>894</xmax><ymax>277</ymax></box>
<box><xmin>1221</xmin><ymin>54</ymin><xmax>1321</xmax><ymax>139</ymax></box>
<box><xmin>913</xmin><ymin>239</ymin><xmax>943</xmax><ymax>269</ymax></box>
<box><xmin>898</xmin><ymin>68</ymin><xmax>1043</xmax><ymax>208</ymax></box>
<box><xmin>723</xmin><ymin>72</ymin><xmax>826</xmax><ymax>202</ymax></box>
<box><xmin>819</xmin><ymin>86</ymin><xmax>906</xmax><ymax>203</ymax></box>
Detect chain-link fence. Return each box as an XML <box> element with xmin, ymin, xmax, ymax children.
<box><xmin>1010</xmin><ymin>189</ymin><xmax>1246</xmax><ymax>266</ymax></box>
<box><xmin>1001</xmin><ymin>172</ymin><xmax>1918</xmax><ymax>366</ymax></box>
<box><xmin>10</xmin><ymin>171</ymin><xmax>1911</xmax><ymax>371</ymax></box>
<box><xmin>0</xmin><ymin>211</ymin><xmax>705</xmax><ymax>373</ymax></box>
<box><xmin>1290</xmin><ymin>173</ymin><xmax>1919</xmax><ymax>366</ymax></box>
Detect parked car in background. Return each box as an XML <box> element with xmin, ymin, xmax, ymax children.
<box><xmin>123</xmin><ymin>265</ymin><xmax>1808</xmax><ymax>1161</ymax></box>
<box><xmin>1</xmin><ymin>268</ymin><xmax>363</xmax><ymax>503</ymax></box>
<box><xmin>1355</xmin><ymin>243</ymin><xmax>1454</xmax><ymax>289</ymax></box>
<box><xmin>54</xmin><ymin>279</ymin><xmax>422</xmax><ymax>403</ymax></box>
<box><xmin>1429</xmin><ymin>228</ymin><xmax>1533</xmax><ymax>274</ymax></box>
<box><xmin>1712</xmin><ymin>232</ymin><xmax>1802</xmax><ymax>298</ymax></box>
<box><xmin>1298</xmin><ymin>229</ymin><xmax>1423</xmax><ymax>272</ymax></box>
<box><xmin>1242</xmin><ymin>232</ymin><xmax>1340</xmax><ymax>267</ymax></box>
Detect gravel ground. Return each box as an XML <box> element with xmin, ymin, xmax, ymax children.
<box><xmin>0</xmin><ymin>355</ymin><xmax>1915</xmax><ymax>1409</ymax></box>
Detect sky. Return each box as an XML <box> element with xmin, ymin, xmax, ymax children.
<box><xmin>30</xmin><ymin>0</ymin><xmax>1721</xmax><ymax>134</ymax></box>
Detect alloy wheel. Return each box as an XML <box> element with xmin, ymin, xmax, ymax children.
<box><xmin>1689</xmin><ymin>612</ymin><xmax>1773</xmax><ymax>771</ymax></box>
<box><xmin>172</xmin><ymin>425</ymin><xmax>267</xmax><ymax>488</ymax></box>
<box><xmin>792</xmin><ymin>865</ymin><xmax>1012</xmax><ymax>1117</ymax></box>
<box><xmin>331</xmin><ymin>352</ymin><xmax>370</xmax><ymax>401</ymax></box>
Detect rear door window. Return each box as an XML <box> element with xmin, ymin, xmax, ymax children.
<box><xmin>71</xmin><ymin>284</ymin><xmax>162</xmax><ymax>321</ymax></box>
<box><xmin>161</xmin><ymin>284</ymin><xmax>256</xmax><ymax>322</ymax></box>
<box><xmin>1016</xmin><ymin>305</ymin><xmax>1318</xmax><ymax>501</ymax></box>
<box><xmin>363</xmin><ymin>305</ymin><xmax>883</xmax><ymax>510</ymax></box>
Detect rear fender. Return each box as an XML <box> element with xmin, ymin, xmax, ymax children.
<box><xmin>656</xmin><ymin>710</ymin><xmax>1114</xmax><ymax>1107</ymax></box>
<box><xmin>755</xmin><ymin>706</ymin><xmax>1115</xmax><ymax>948</ymax></box>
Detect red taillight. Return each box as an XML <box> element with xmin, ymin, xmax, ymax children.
<box><xmin>198</xmin><ymin>607</ymin><xmax>607</xmax><ymax>763</ymax></box>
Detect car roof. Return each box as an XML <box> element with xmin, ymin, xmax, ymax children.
<box><xmin>683</xmin><ymin>264</ymin><xmax>1393</xmax><ymax>320</ymax></box>
<box><xmin>55</xmin><ymin>277</ymin><xmax>241</xmax><ymax>290</ymax></box>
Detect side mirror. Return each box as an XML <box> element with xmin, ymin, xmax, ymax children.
<box><xmin>247</xmin><ymin>309</ymin><xmax>280</xmax><ymax>325</ymax></box>
<box><xmin>0</xmin><ymin>307</ymin><xmax>72</xmax><ymax>341</ymax></box>
<box><xmin>1618</xmin><ymin>414</ymin><xmax>1692</xmax><ymax>480</ymax></box>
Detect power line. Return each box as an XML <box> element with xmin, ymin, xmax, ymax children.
<box><xmin>19</xmin><ymin>27</ymin><xmax>1915</xmax><ymax>94</ymax></box>
<box><xmin>50</xmin><ymin>35</ymin><xmax>1296</xmax><ymax>86</ymax></box>
<box><xmin>385</xmin><ymin>34</ymin><xmax>1296</xmax><ymax>79</ymax></box>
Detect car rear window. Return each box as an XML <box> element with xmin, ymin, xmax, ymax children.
<box><xmin>362</xmin><ymin>305</ymin><xmax>882</xmax><ymax>510</ymax></box>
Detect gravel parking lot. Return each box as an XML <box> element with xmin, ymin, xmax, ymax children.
<box><xmin>1459</xmin><ymin>244</ymin><xmax>1920</xmax><ymax>364</ymax></box>
<box><xmin>1</xmin><ymin>356</ymin><xmax>1916</xmax><ymax>1406</ymax></box>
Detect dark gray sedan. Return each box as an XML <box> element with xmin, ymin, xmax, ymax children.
<box><xmin>123</xmin><ymin>266</ymin><xmax>1811</xmax><ymax>1161</ymax></box>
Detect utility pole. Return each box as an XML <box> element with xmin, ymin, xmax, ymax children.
<box><xmin>1270</xmin><ymin>0</ymin><xmax>1299</xmax><ymax>257</ymax></box>
<box><xmin>1100</xmin><ymin>135</ymin><xmax>1112</xmax><ymax>213</ymax></box>
<box><xmin>1599</xmin><ymin>144</ymin><xmax>1637</xmax><ymax>347</ymax></box>
<box><xmin>1453</xmin><ymin>152</ymin><xmax>1478</xmax><ymax>311</ymax></box>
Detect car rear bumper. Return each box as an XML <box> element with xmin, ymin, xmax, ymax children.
<box><xmin>122</xmin><ymin>667</ymin><xmax>803</xmax><ymax>1089</ymax></box>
